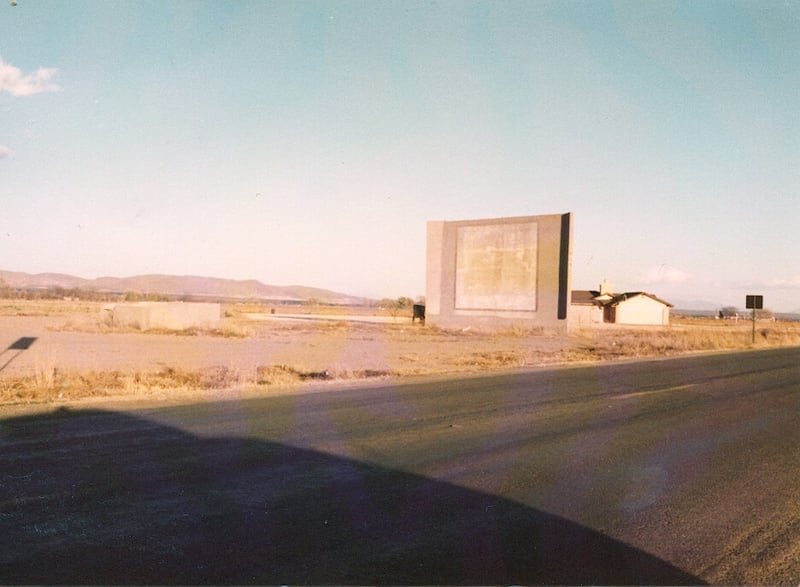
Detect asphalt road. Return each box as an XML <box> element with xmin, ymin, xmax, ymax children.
<box><xmin>1</xmin><ymin>346</ymin><xmax>799</xmax><ymax>584</ymax></box>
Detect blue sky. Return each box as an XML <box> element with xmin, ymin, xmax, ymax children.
<box><xmin>1</xmin><ymin>1</ymin><xmax>797</xmax><ymax>311</ymax></box>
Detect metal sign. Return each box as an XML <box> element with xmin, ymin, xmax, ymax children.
<box><xmin>745</xmin><ymin>295</ymin><xmax>763</xmax><ymax>310</ymax></box>
<box><xmin>746</xmin><ymin>295</ymin><xmax>764</xmax><ymax>344</ymax></box>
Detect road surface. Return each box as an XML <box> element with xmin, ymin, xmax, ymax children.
<box><xmin>1</xmin><ymin>346</ymin><xmax>798</xmax><ymax>584</ymax></box>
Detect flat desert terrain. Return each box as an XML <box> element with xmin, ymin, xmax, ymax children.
<box><xmin>1</xmin><ymin>299</ymin><xmax>799</xmax><ymax>407</ymax></box>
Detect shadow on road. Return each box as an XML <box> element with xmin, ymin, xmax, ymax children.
<box><xmin>0</xmin><ymin>408</ymin><xmax>704</xmax><ymax>585</ymax></box>
<box><xmin>0</xmin><ymin>336</ymin><xmax>37</xmax><ymax>374</ymax></box>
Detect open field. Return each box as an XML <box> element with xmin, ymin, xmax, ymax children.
<box><xmin>1</xmin><ymin>299</ymin><xmax>799</xmax><ymax>406</ymax></box>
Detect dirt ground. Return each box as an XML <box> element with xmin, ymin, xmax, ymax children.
<box><xmin>1</xmin><ymin>300</ymin><xmax>797</xmax><ymax>407</ymax></box>
<box><xmin>0</xmin><ymin>302</ymin><xmax>574</xmax><ymax>405</ymax></box>
<box><xmin>0</xmin><ymin>310</ymin><xmax>571</xmax><ymax>375</ymax></box>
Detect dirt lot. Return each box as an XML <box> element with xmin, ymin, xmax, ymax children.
<box><xmin>1</xmin><ymin>300</ymin><xmax>799</xmax><ymax>407</ymax></box>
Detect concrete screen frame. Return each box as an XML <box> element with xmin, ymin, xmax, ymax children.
<box><xmin>426</xmin><ymin>213</ymin><xmax>572</xmax><ymax>332</ymax></box>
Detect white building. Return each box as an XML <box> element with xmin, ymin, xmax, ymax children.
<box><xmin>571</xmin><ymin>281</ymin><xmax>673</xmax><ymax>327</ymax></box>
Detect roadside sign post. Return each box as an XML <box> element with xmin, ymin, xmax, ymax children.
<box><xmin>745</xmin><ymin>295</ymin><xmax>763</xmax><ymax>344</ymax></box>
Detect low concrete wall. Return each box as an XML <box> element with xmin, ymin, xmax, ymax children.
<box><xmin>104</xmin><ymin>302</ymin><xmax>221</xmax><ymax>330</ymax></box>
<box><xmin>569</xmin><ymin>304</ymin><xmax>605</xmax><ymax>328</ymax></box>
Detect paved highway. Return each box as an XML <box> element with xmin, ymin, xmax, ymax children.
<box><xmin>1</xmin><ymin>346</ymin><xmax>798</xmax><ymax>584</ymax></box>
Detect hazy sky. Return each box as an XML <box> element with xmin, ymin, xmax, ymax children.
<box><xmin>1</xmin><ymin>1</ymin><xmax>798</xmax><ymax>311</ymax></box>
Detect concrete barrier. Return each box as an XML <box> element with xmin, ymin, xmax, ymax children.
<box><xmin>104</xmin><ymin>302</ymin><xmax>221</xmax><ymax>331</ymax></box>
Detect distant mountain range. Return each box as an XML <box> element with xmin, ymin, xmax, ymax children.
<box><xmin>668</xmin><ymin>298</ymin><xmax>723</xmax><ymax>312</ymax></box>
<box><xmin>0</xmin><ymin>270</ymin><xmax>368</xmax><ymax>305</ymax></box>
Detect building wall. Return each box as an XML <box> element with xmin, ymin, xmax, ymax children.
<box><xmin>614</xmin><ymin>296</ymin><xmax>670</xmax><ymax>325</ymax></box>
<box><xmin>105</xmin><ymin>302</ymin><xmax>221</xmax><ymax>330</ymax></box>
<box><xmin>426</xmin><ymin>213</ymin><xmax>572</xmax><ymax>332</ymax></box>
<box><xmin>570</xmin><ymin>304</ymin><xmax>604</xmax><ymax>327</ymax></box>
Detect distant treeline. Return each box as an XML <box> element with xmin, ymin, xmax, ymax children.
<box><xmin>0</xmin><ymin>282</ymin><xmax>366</xmax><ymax>307</ymax></box>
<box><xmin>0</xmin><ymin>283</ymin><xmax>166</xmax><ymax>302</ymax></box>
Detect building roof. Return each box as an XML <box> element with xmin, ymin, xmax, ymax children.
<box><xmin>571</xmin><ymin>290</ymin><xmax>673</xmax><ymax>308</ymax></box>
<box><xmin>608</xmin><ymin>292</ymin><xmax>674</xmax><ymax>307</ymax></box>
<box><xmin>571</xmin><ymin>290</ymin><xmax>602</xmax><ymax>305</ymax></box>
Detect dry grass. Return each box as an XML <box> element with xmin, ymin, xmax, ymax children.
<box><xmin>0</xmin><ymin>362</ymin><xmax>395</xmax><ymax>404</ymax></box>
<box><xmin>569</xmin><ymin>319</ymin><xmax>800</xmax><ymax>361</ymax></box>
<box><xmin>0</xmin><ymin>365</ymin><xmax>247</xmax><ymax>403</ymax></box>
<box><xmin>444</xmin><ymin>350</ymin><xmax>525</xmax><ymax>368</ymax></box>
<box><xmin>254</xmin><ymin>364</ymin><xmax>392</xmax><ymax>386</ymax></box>
<box><xmin>141</xmin><ymin>325</ymin><xmax>254</xmax><ymax>338</ymax></box>
<box><xmin>48</xmin><ymin>315</ymin><xmax>254</xmax><ymax>338</ymax></box>
<box><xmin>0</xmin><ymin>299</ymin><xmax>101</xmax><ymax>317</ymax></box>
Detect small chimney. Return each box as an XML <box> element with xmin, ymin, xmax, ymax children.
<box><xmin>599</xmin><ymin>279</ymin><xmax>613</xmax><ymax>295</ymax></box>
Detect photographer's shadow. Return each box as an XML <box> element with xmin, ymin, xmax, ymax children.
<box><xmin>0</xmin><ymin>408</ymin><xmax>704</xmax><ymax>585</ymax></box>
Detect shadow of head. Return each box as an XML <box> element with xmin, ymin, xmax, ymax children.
<box><xmin>0</xmin><ymin>408</ymin><xmax>704</xmax><ymax>585</ymax></box>
<box><xmin>7</xmin><ymin>337</ymin><xmax>37</xmax><ymax>351</ymax></box>
<box><xmin>0</xmin><ymin>336</ymin><xmax>38</xmax><ymax>373</ymax></box>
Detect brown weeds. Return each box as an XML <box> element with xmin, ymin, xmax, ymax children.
<box><xmin>570</xmin><ymin>321</ymin><xmax>800</xmax><ymax>361</ymax></box>
<box><xmin>0</xmin><ymin>362</ymin><xmax>396</xmax><ymax>404</ymax></box>
<box><xmin>446</xmin><ymin>350</ymin><xmax>524</xmax><ymax>368</ymax></box>
<box><xmin>0</xmin><ymin>365</ymin><xmax>248</xmax><ymax>403</ymax></box>
<box><xmin>49</xmin><ymin>319</ymin><xmax>253</xmax><ymax>338</ymax></box>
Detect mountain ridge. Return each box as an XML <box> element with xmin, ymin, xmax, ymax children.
<box><xmin>0</xmin><ymin>270</ymin><xmax>367</xmax><ymax>305</ymax></box>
